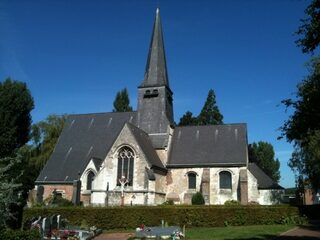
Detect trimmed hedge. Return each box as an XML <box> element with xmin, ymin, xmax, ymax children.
<box><xmin>0</xmin><ymin>229</ymin><xmax>40</xmax><ymax>240</ymax></box>
<box><xmin>23</xmin><ymin>205</ymin><xmax>300</xmax><ymax>230</ymax></box>
<box><xmin>299</xmin><ymin>204</ymin><xmax>320</xmax><ymax>220</ymax></box>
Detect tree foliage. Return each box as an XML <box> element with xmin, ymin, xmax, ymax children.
<box><xmin>0</xmin><ymin>155</ymin><xmax>22</xmax><ymax>230</ymax></box>
<box><xmin>281</xmin><ymin>58</ymin><xmax>320</xmax><ymax>191</ymax></box>
<box><xmin>178</xmin><ymin>111</ymin><xmax>198</xmax><ymax>126</ymax></box>
<box><xmin>178</xmin><ymin>89</ymin><xmax>223</xmax><ymax>126</ymax></box>
<box><xmin>28</xmin><ymin>114</ymin><xmax>67</xmax><ymax>172</ymax></box>
<box><xmin>113</xmin><ymin>88</ymin><xmax>133</xmax><ymax>112</ymax></box>
<box><xmin>281</xmin><ymin>1</ymin><xmax>320</xmax><ymax>192</ymax></box>
<box><xmin>0</xmin><ymin>78</ymin><xmax>35</xmax><ymax>229</ymax></box>
<box><xmin>296</xmin><ymin>0</ymin><xmax>320</xmax><ymax>53</ymax></box>
<box><xmin>248</xmin><ymin>141</ymin><xmax>281</xmax><ymax>182</ymax></box>
<box><xmin>198</xmin><ymin>89</ymin><xmax>223</xmax><ymax>125</ymax></box>
<box><xmin>0</xmin><ymin>78</ymin><xmax>34</xmax><ymax>158</ymax></box>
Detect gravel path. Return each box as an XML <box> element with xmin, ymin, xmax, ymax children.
<box><xmin>94</xmin><ymin>232</ymin><xmax>134</xmax><ymax>240</ymax></box>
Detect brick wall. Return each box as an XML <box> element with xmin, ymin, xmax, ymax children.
<box><xmin>42</xmin><ymin>184</ymin><xmax>74</xmax><ymax>201</ymax></box>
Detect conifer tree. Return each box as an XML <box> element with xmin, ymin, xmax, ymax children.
<box><xmin>197</xmin><ymin>89</ymin><xmax>223</xmax><ymax>125</ymax></box>
<box><xmin>113</xmin><ymin>88</ymin><xmax>133</xmax><ymax>112</ymax></box>
<box><xmin>178</xmin><ymin>111</ymin><xmax>198</xmax><ymax>126</ymax></box>
<box><xmin>0</xmin><ymin>78</ymin><xmax>34</xmax><ymax>158</ymax></box>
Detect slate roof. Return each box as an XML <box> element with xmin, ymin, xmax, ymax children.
<box><xmin>36</xmin><ymin>112</ymin><xmax>136</xmax><ymax>184</ymax></box>
<box><xmin>92</xmin><ymin>157</ymin><xmax>103</xmax><ymax>171</ymax></box>
<box><xmin>139</xmin><ymin>8</ymin><xmax>169</xmax><ymax>88</ymax></box>
<box><xmin>248</xmin><ymin>163</ymin><xmax>284</xmax><ymax>190</ymax></box>
<box><xmin>127</xmin><ymin>123</ymin><xmax>166</xmax><ymax>172</ymax></box>
<box><xmin>167</xmin><ymin>124</ymin><xmax>248</xmax><ymax>167</ymax></box>
<box><xmin>149</xmin><ymin>134</ymin><xmax>169</xmax><ymax>149</ymax></box>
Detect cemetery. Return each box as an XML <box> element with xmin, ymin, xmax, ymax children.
<box><xmin>26</xmin><ymin>214</ymin><xmax>101</xmax><ymax>240</ymax></box>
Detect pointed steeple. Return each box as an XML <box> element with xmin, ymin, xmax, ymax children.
<box><xmin>137</xmin><ymin>8</ymin><xmax>174</xmax><ymax>137</ymax></box>
<box><xmin>140</xmin><ymin>8</ymin><xmax>169</xmax><ymax>88</ymax></box>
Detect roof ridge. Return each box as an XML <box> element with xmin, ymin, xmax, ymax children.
<box><xmin>175</xmin><ymin>123</ymin><xmax>247</xmax><ymax>129</ymax></box>
<box><xmin>67</xmin><ymin>111</ymin><xmax>137</xmax><ymax>117</ymax></box>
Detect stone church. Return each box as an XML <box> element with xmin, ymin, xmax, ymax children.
<box><xmin>35</xmin><ymin>9</ymin><xmax>283</xmax><ymax>206</ymax></box>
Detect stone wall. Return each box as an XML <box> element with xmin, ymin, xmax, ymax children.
<box><xmin>167</xmin><ymin>168</ymin><xmax>203</xmax><ymax>204</ymax></box>
<box><xmin>167</xmin><ymin>167</ymin><xmax>249</xmax><ymax>205</ymax></box>
<box><xmin>210</xmin><ymin>167</ymin><xmax>246</xmax><ymax>204</ymax></box>
<box><xmin>90</xmin><ymin>124</ymin><xmax>161</xmax><ymax>206</ymax></box>
<box><xmin>247</xmin><ymin>169</ymin><xmax>259</xmax><ymax>203</ymax></box>
<box><xmin>156</xmin><ymin>149</ymin><xmax>168</xmax><ymax>165</ymax></box>
<box><xmin>258</xmin><ymin>189</ymin><xmax>284</xmax><ymax>205</ymax></box>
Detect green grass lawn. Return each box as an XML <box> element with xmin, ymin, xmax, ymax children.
<box><xmin>185</xmin><ymin>225</ymin><xmax>296</xmax><ymax>240</ymax></box>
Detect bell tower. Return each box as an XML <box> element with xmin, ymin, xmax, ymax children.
<box><xmin>137</xmin><ymin>8</ymin><xmax>174</xmax><ymax>137</ymax></box>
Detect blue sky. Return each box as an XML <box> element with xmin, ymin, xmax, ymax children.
<box><xmin>0</xmin><ymin>0</ymin><xmax>313</xmax><ymax>188</ymax></box>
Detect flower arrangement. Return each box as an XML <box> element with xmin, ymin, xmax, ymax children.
<box><xmin>60</xmin><ymin>230</ymin><xmax>79</xmax><ymax>240</ymax></box>
<box><xmin>136</xmin><ymin>224</ymin><xmax>145</xmax><ymax>232</ymax></box>
<box><xmin>171</xmin><ymin>230</ymin><xmax>184</xmax><ymax>239</ymax></box>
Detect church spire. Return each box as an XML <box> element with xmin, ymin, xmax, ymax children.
<box><xmin>140</xmin><ymin>8</ymin><xmax>169</xmax><ymax>88</ymax></box>
<box><xmin>137</xmin><ymin>8</ymin><xmax>174</xmax><ymax>136</ymax></box>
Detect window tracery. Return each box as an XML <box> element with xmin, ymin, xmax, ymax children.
<box><xmin>117</xmin><ymin>147</ymin><xmax>134</xmax><ymax>186</ymax></box>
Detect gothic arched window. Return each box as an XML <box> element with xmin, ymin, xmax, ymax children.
<box><xmin>86</xmin><ymin>171</ymin><xmax>95</xmax><ymax>190</ymax></box>
<box><xmin>188</xmin><ymin>172</ymin><xmax>196</xmax><ymax>189</ymax></box>
<box><xmin>117</xmin><ymin>147</ymin><xmax>134</xmax><ymax>186</ymax></box>
<box><xmin>219</xmin><ymin>171</ymin><xmax>232</xmax><ymax>189</ymax></box>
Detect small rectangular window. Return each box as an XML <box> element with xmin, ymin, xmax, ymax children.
<box><xmin>188</xmin><ymin>173</ymin><xmax>196</xmax><ymax>189</ymax></box>
<box><xmin>219</xmin><ymin>171</ymin><xmax>232</xmax><ymax>189</ymax></box>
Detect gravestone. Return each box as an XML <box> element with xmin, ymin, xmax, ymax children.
<box><xmin>57</xmin><ymin>215</ymin><xmax>61</xmax><ymax>229</ymax></box>
<box><xmin>50</xmin><ymin>215</ymin><xmax>58</xmax><ymax>230</ymax></box>
<box><xmin>36</xmin><ymin>185</ymin><xmax>44</xmax><ymax>203</ymax></box>
<box><xmin>72</xmin><ymin>180</ymin><xmax>81</xmax><ymax>205</ymax></box>
<box><xmin>42</xmin><ymin>217</ymin><xmax>51</xmax><ymax>237</ymax></box>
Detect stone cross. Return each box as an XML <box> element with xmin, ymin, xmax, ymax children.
<box><xmin>119</xmin><ymin>175</ymin><xmax>128</xmax><ymax>206</ymax></box>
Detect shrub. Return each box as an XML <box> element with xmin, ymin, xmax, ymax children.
<box><xmin>299</xmin><ymin>205</ymin><xmax>320</xmax><ymax>220</ymax></box>
<box><xmin>162</xmin><ymin>200</ymin><xmax>174</xmax><ymax>205</ymax></box>
<box><xmin>224</xmin><ymin>200</ymin><xmax>240</xmax><ymax>206</ymax></box>
<box><xmin>0</xmin><ymin>229</ymin><xmax>40</xmax><ymax>240</ymax></box>
<box><xmin>191</xmin><ymin>192</ymin><xmax>205</xmax><ymax>205</ymax></box>
<box><xmin>44</xmin><ymin>195</ymin><xmax>73</xmax><ymax>207</ymax></box>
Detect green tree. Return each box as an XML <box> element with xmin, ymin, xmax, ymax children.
<box><xmin>281</xmin><ymin>58</ymin><xmax>320</xmax><ymax>191</ymax></box>
<box><xmin>197</xmin><ymin>89</ymin><xmax>223</xmax><ymax>125</ymax></box>
<box><xmin>0</xmin><ymin>155</ymin><xmax>22</xmax><ymax>230</ymax></box>
<box><xmin>0</xmin><ymin>78</ymin><xmax>34</xmax><ymax>229</ymax></box>
<box><xmin>178</xmin><ymin>111</ymin><xmax>198</xmax><ymax>126</ymax></box>
<box><xmin>29</xmin><ymin>115</ymin><xmax>66</xmax><ymax>172</ymax></box>
<box><xmin>113</xmin><ymin>88</ymin><xmax>133</xmax><ymax>112</ymax></box>
<box><xmin>0</xmin><ymin>78</ymin><xmax>34</xmax><ymax>158</ymax></box>
<box><xmin>296</xmin><ymin>0</ymin><xmax>320</xmax><ymax>53</ymax></box>
<box><xmin>191</xmin><ymin>192</ymin><xmax>205</xmax><ymax>205</ymax></box>
<box><xmin>0</xmin><ymin>115</ymin><xmax>66</xmax><ymax>229</ymax></box>
<box><xmin>248</xmin><ymin>141</ymin><xmax>281</xmax><ymax>182</ymax></box>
